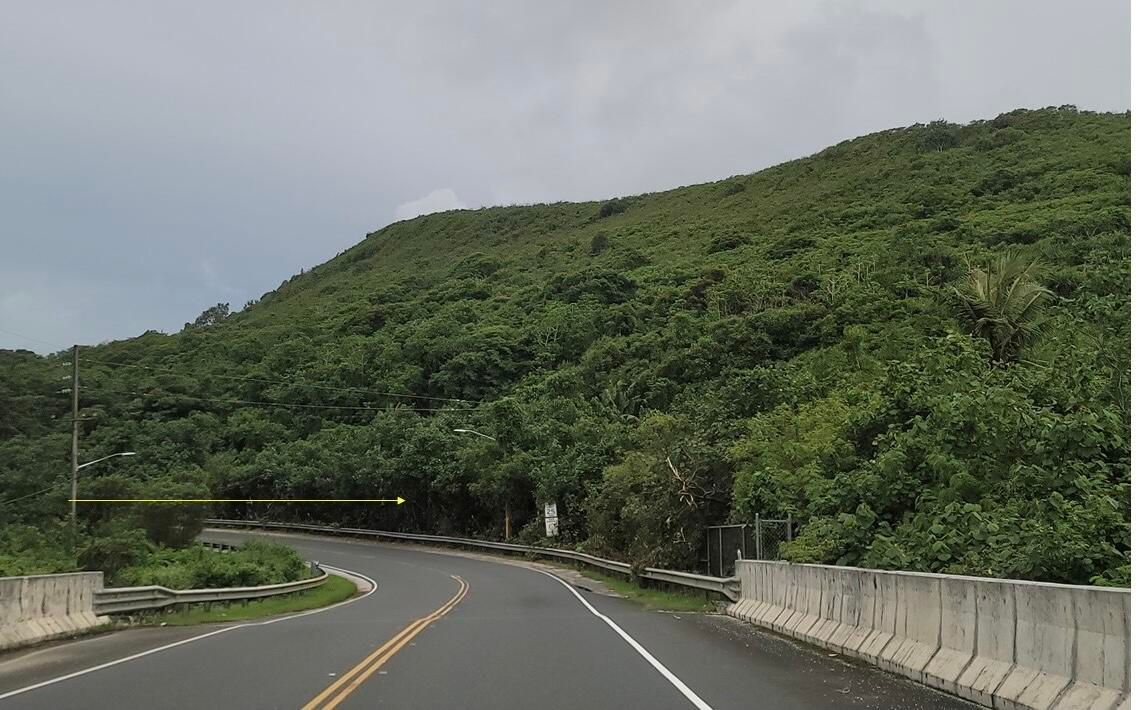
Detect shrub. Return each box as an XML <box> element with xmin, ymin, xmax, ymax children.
<box><xmin>450</xmin><ymin>252</ymin><xmax>504</xmax><ymax>279</ymax></box>
<box><xmin>589</xmin><ymin>232</ymin><xmax>610</xmax><ymax>256</ymax></box>
<box><xmin>114</xmin><ymin>541</ymin><xmax>308</xmax><ymax>589</ymax></box>
<box><xmin>78</xmin><ymin>525</ymin><xmax>150</xmax><ymax>578</ymax></box>
<box><xmin>0</xmin><ymin>524</ymin><xmax>80</xmax><ymax>576</ymax></box>
<box><xmin>972</xmin><ymin>169</ymin><xmax>1019</xmax><ymax>196</ymax></box>
<box><xmin>597</xmin><ymin>198</ymin><xmax>629</xmax><ymax>219</ymax></box>
<box><xmin>548</xmin><ymin>269</ymin><xmax>637</xmax><ymax>304</ymax></box>
<box><xmin>707</xmin><ymin>233</ymin><xmax>751</xmax><ymax>254</ymax></box>
<box><xmin>722</xmin><ymin>181</ymin><xmax>746</xmax><ymax>196</ymax></box>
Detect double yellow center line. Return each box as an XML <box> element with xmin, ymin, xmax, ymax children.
<box><xmin>302</xmin><ymin>575</ymin><xmax>469</xmax><ymax>709</ymax></box>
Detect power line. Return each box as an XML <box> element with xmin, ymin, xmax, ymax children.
<box><xmin>83</xmin><ymin>357</ymin><xmax>472</xmax><ymax>403</ymax></box>
<box><xmin>0</xmin><ymin>326</ymin><xmax>69</xmax><ymax>351</ymax></box>
<box><xmin>1</xmin><ymin>483</ymin><xmax>64</xmax><ymax>507</ymax></box>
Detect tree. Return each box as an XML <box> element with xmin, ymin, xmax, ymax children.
<box><xmin>135</xmin><ymin>476</ymin><xmax>210</xmax><ymax>547</ymax></box>
<box><xmin>187</xmin><ymin>303</ymin><xmax>231</xmax><ymax>329</ymax></box>
<box><xmin>950</xmin><ymin>252</ymin><xmax>1054</xmax><ymax>362</ymax></box>
<box><xmin>918</xmin><ymin>119</ymin><xmax>962</xmax><ymax>152</ymax></box>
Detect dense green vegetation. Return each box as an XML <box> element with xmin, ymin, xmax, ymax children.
<box><xmin>114</xmin><ymin>540</ymin><xmax>309</xmax><ymax>589</ymax></box>
<box><xmin>1</xmin><ymin>106</ymin><xmax>1129</xmax><ymax>586</ymax></box>
<box><xmin>0</xmin><ymin>521</ymin><xmax>307</xmax><ymax>588</ymax></box>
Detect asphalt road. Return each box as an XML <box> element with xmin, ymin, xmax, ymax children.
<box><xmin>0</xmin><ymin>530</ymin><xmax>976</xmax><ymax>709</ymax></box>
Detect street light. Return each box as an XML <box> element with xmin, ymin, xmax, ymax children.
<box><xmin>453</xmin><ymin>427</ymin><xmax>514</xmax><ymax>538</ymax></box>
<box><xmin>76</xmin><ymin>451</ymin><xmax>137</xmax><ymax>470</ymax></box>
<box><xmin>453</xmin><ymin>428</ymin><xmax>495</xmax><ymax>441</ymax></box>
<box><xmin>72</xmin><ymin>451</ymin><xmax>136</xmax><ymax>523</ymax></box>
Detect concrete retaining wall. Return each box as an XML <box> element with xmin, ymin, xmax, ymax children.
<box><xmin>728</xmin><ymin>561</ymin><xmax>1130</xmax><ymax>710</ymax></box>
<box><xmin>0</xmin><ymin>572</ymin><xmax>109</xmax><ymax>651</ymax></box>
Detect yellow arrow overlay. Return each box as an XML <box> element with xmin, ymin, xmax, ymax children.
<box><xmin>69</xmin><ymin>497</ymin><xmax>407</xmax><ymax>504</ymax></box>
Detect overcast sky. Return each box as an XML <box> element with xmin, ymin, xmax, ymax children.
<box><xmin>1</xmin><ymin>0</ymin><xmax>1130</xmax><ymax>352</ymax></box>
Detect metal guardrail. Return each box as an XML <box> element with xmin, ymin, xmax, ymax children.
<box><xmin>203</xmin><ymin>518</ymin><xmax>740</xmax><ymax>601</ymax></box>
<box><xmin>94</xmin><ymin>542</ymin><xmax>329</xmax><ymax>615</ymax></box>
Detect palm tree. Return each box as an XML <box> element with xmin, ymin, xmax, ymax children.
<box><xmin>950</xmin><ymin>252</ymin><xmax>1054</xmax><ymax>362</ymax></box>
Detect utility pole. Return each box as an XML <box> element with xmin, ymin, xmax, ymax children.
<box><xmin>70</xmin><ymin>344</ymin><xmax>79</xmax><ymax>528</ymax></box>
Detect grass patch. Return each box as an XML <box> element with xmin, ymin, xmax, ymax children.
<box><xmin>144</xmin><ymin>573</ymin><xmax>359</xmax><ymax>626</ymax></box>
<box><xmin>576</xmin><ymin>568</ymin><xmax>717</xmax><ymax>612</ymax></box>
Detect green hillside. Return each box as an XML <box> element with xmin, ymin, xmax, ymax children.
<box><xmin>2</xmin><ymin>106</ymin><xmax>1130</xmax><ymax>585</ymax></box>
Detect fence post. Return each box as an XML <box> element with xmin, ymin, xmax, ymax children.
<box><xmin>706</xmin><ymin>533</ymin><xmax>711</xmax><ymax>576</ymax></box>
<box><xmin>718</xmin><ymin>527</ymin><xmax>724</xmax><ymax>577</ymax></box>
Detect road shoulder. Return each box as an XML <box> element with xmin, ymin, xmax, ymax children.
<box><xmin>0</xmin><ymin>566</ymin><xmax>376</xmax><ymax>701</ymax></box>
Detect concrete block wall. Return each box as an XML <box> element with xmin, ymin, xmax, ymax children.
<box><xmin>0</xmin><ymin>572</ymin><xmax>110</xmax><ymax>651</ymax></box>
<box><xmin>728</xmin><ymin>561</ymin><xmax>1129</xmax><ymax>710</ymax></box>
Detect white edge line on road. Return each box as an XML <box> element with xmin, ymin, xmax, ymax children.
<box><xmin>537</xmin><ymin>570</ymin><xmax>715</xmax><ymax>710</ymax></box>
<box><xmin>212</xmin><ymin>527</ymin><xmax>712</xmax><ymax>710</ymax></box>
<box><xmin>0</xmin><ymin>567</ymin><xmax>378</xmax><ymax>702</ymax></box>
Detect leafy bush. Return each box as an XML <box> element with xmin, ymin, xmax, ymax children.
<box><xmin>707</xmin><ymin>233</ymin><xmax>751</xmax><ymax>253</ymax></box>
<box><xmin>597</xmin><ymin>198</ymin><xmax>629</xmax><ymax>218</ymax></box>
<box><xmin>589</xmin><ymin>232</ymin><xmax>610</xmax><ymax>256</ymax></box>
<box><xmin>0</xmin><ymin>524</ymin><xmax>79</xmax><ymax>576</ymax></box>
<box><xmin>78</xmin><ymin>524</ymin><xmax>150</xmax><ymax>578</ymax></box>
<box><xmin>450</xmin><ymin>252</ymin><xmax>504</xmax><ymax>279</ymax></box>
<box><xmin>972</xmin><ymin>169</ymin><xmax>1019</xmax><ymax>196</ymax></box>
<box><xmin>114</xmin><ymin>541</ymin><xmax>307</xmax><ymax>589</ymax></box>
<box><xmin>548</xmin><ymin>269</ymin><xmax>637</xmax><ymax>304</ymax></box>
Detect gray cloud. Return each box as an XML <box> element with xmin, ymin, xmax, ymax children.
<box><xmin>0</xmin><ymin>0</ymin><xmax>1129</xmax><ymax>352</ymax></box>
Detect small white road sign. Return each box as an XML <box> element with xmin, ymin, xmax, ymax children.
<box><xmin>544</xmin><ymin>502</ymin><xmax>559</xmax><ymax>537</ymax></box>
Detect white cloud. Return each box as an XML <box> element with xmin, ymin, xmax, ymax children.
<box><xmin>393</xmin><ymin>188</ymin><xmax>467</xmax><ymax>222</ymax></box>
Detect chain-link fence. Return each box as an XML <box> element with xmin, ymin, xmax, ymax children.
<box><xmin>705</xmin><ymin>524</ymin><xmax>756</xmax><ymax>577</ymax></box>
<box><xmin>754</xmin><ymin>516</ymin><xmax>794</xmax><ymax>561</ymax></box>
<box><xmin>705</xmin><ymin>517</ymin><xmax>796</xmax><ymax>575</ymax></box>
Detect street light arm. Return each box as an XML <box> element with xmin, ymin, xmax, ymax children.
<box><xmin>453</xmin><ymin>428</ymin><xmax>496</xmax><ymax>441</ymax></box>
<box><xmin>77</xmin><ymin>451</ymin><xmax>137</xmax><ymax>470</ymax></box>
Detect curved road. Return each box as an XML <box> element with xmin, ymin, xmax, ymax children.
<box><xmin>0</xmin><ymin>530</ymin><xmax>974</xmax><ymax>709</ymax></box>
